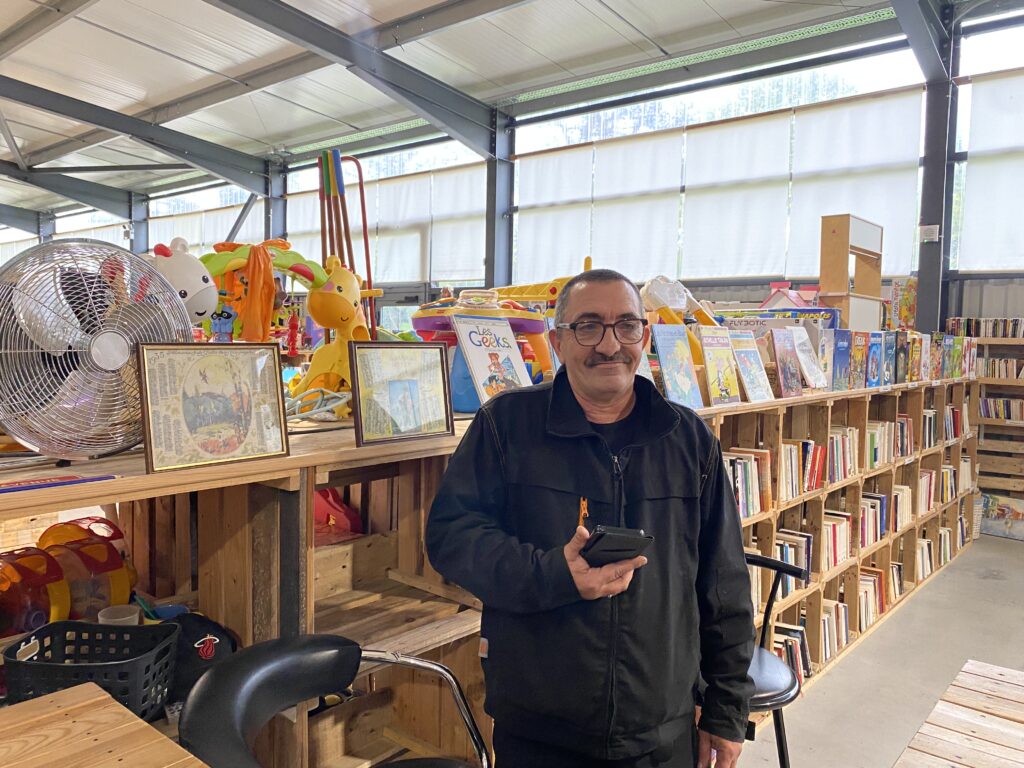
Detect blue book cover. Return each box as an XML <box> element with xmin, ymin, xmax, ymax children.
<box><xmin>866</xmin><ymin>332</ymin><xmax>883</xmax><ymax>387</ymax></box>
<box><xmin>883</xmin><ymin>331</ymin><xmax>897</xmax><ymax>386</ymax></box>
<box><xmin>832</xmin><ymin>329</ymin><xmax>852</xmax><ymax>391</ymax></box>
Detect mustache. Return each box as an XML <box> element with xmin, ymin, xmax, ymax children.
<box><xmin>585</xmin><ymin>353</ymin><xmax>631</xmax><ymax>366</ymax></box>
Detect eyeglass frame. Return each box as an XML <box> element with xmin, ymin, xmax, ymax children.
<box><xmin>554</xmin><ymin>317</ymin><xmax>650</xmax><ymax>347</ymax></box>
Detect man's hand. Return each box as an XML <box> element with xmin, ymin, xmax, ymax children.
<box><xmin>697</xmin><ymin>729</ymin><xmax>743</xmax><ymax>768</ymax></box>
<box><xmin>563</xmin><ymin>526</ymin><xmax>647</xmax><ymax>600</ymax></box>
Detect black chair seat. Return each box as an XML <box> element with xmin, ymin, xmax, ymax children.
<box><xmin>388</xmin><ymin>760</ymin><xmax>476</xmax><ymax>767</ymax></box>
<box><xmin>748</xmin><ymin>646</ymin><xmax>800</xmax><ymax>712</ymax></box>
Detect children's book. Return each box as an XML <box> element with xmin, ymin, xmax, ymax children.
<box><xmin>730</xmin><ymin>330</ymin><xmax>775</xmax><ymax>402</ymax></box>
<box><xmin>791</xmin><ymin>326</ymin><xmax>829</xmax><ymax>389</ymax></box>
<box><xmin>942</xmin><ymin>335</ymin><xmax>954</xmax><ymax>379</ymax></box>
<box><xmin>919</xmin><ymin>333</ymin><xmax>932</xmax><ymax>381</ymax></box>
<box><xmin>452</xmin><ymin>315</ymin><xmax>532</xmax><ymax>405</ymax></box>
<box><xmin>951</xmin><ymin>336</ymin><xmax>964</xmax><ymax>378</ymax></box>
<box><xmin>908</xmin><ymin>332</ymin><xmax>923</xmax><ymax>382</ymax></box>
<box><xmin>832</xmin><ymin>329</ymin><xmax>852</xmax><ymax>392</ymax></box>
<box><xmin>771</xmin><ymin>328</ymin><xmax>804</xmax><ymax>398</ymax></box>
<box><xmin>819</xmin><ymin>329</ymin><xmax>835</xmax><ymax>390</ymax></box>
<box><xmin>866</xmin><ymin>332</ymin><xmax>883</xmax><ymax>387</ymax></box>
<box><xmin>652</xmin><ymin>324</ymin><xmax>704</xmax><ymax>410</ymax></box>
<box><xmin>930</xmin><ymin>333</ymin><xmax>944</xmax><ymax>381</ymax></box>
<box><xmin>883</xmin><ymin>331</ymin><xmax>897</xmax><ymax>386</ymax></box>
<box><xmin>637</xmin><ymin>352</ymin><xmax>655</xmax><ymax>383</ymax></box>
<box><xmin>895</xmin><ymin>330</ymin><xmax>909</xmax><ymax>384</ymax></box>
<box><xmin>699</xmin><ymin>326</ymin><xmax>741</xmax><ymax>405</ymax></box>
<box><xmin>965</xmin><ymin>337</ymin><xmax>977</xmax><ymax>378</ymax></box>
<box><xmin>850</xmin><ymin>332</ymin><xmax>869</xmax><ymax>389</ymax></box>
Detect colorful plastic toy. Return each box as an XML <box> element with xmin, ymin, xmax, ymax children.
<box><xmin>37</xmin><ymin>516</ymin><xmax>126</xmax><ymax>554</ymax></box>
<box><xmin>0</xmin><ymin>547</ymin><xmax>71</xmax><ymax>637</ymax></box>
<box><xmin>44</xmin><ymin>538</ymin><xmax>133</xmax><ymax>622</ymax></box>
<box><xmin>641</xmin><ymin>276</ymin><xmax>720</xmax><ymax>365</ymax></box>
<box><xmin>145</xmin><ymin>238</ymin><xmax>219</xmax><ymax>324</ymax></box>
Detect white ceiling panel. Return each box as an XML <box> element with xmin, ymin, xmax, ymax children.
<box><xmin>0</xmin><ymin>1</ymin><xmax>39</xmax><ymax>32</ymax></box>
<box><xmin>0</xmin><ymin>177</ymin><xmax>65</xmax><ymax>210</ymax></box>
<box><xmin>286</xmin><ymin>0</ymin><xmax>442</xmax><ymax>33</ymax></box>
<box><xmin>163</xmin><ymin>113</ymin><xmax>273</xmax><ymax>156</ymax></box>
<box><xmin>79</xmin><ymin>0</ymin><xmax>305</xmax><ymax>80</ymax></box>
<box><xmin>264</xmin><ymin>66</ymin><xmax>410</xmax><ymax>129</ymax></box>
<box><xmin>719</xmin><ymin>1</ymin><xmax>855</xmax><ymax>39</ymax></box>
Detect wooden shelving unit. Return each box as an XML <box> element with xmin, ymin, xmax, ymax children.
<box><xmin>975</xmin><ymin>337</ymin><xmax>1024</xmax><ymax>499</ymax></box>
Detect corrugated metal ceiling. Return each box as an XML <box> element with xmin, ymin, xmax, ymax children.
<box><xmin>0</xmin><ymin>0</ymin><xmax>884</xmax><ymax>212</ymax></box>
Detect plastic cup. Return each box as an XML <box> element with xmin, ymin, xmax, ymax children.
<box><xmin>97</xmin><ymin>604</ymin><xmax>141</xmax><ymax>626</ymax></box>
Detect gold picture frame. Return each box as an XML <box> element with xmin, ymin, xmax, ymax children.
<box><xmin>349</xmin><ymin>341</ymin><xmax>454</xmax><ymax>447</ymax></box>
<box><xmin>138</xmin><ymin>343</ymin><xmax>289</xmax><ymax>473</ymax></box>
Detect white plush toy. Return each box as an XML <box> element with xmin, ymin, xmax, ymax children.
<box><xmin>148</xmin><ymin>237</ymin><xmax>219</xmax><ymax>323</ymax></box>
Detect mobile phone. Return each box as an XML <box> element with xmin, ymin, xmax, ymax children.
<box><xmin>579</xmin><ymin>525</ymin><xmax>654</xmax><ymax>567</ymax></box>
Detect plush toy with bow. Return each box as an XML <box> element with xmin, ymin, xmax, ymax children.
<box><xmin>146</xmin><ymin>237</ymin><xmax>219</xmax><ymax>324</ymax></box>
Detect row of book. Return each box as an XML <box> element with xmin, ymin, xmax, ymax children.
<box><xmin>888</xmin><ymin>561</ymin><xmax>906</xmax><ymax>605</ymax></box>
<box><xmin>866</xmin><ymin>421</ymin><xmax>895</xmax><ymax>468</ymax></box>
<box><xmin>945</xmin><ymin>405</ymin><xmax>966</xmax><ymax>439</ymax></box>
<box><xmin>722</xmin><ymin>449</ymin><xmax>772</xmax><ymax>519</ymax></box>
<box><xmin>917</xmin><ymin>538</ymin><xmax>935</xmax><ymax>581</ymax></box>
<box><xmin>922</xmin><ymin>409</ymin><xmax>937</xmax><ymax>449</ymax></box>
<box><xmin>821</xmin><ymin>598</ymin><xmax>850</xmax><ymax>665</ymax></box>
<box><xmin>775</xmin><ymin>528</ymin><xmax>812</xmax><ymax>598</ymax></box>
<box><xmin>946</xmin><ymin>317</ymin><xmax>1024</xmax><ymax>338</ymax></box>
<box><xmin>779</xmin><ymin>439</ymin><xmax>826</xmax><ymax>501</ymax></box>
<box><xmin>774</xmin><ymin>622</ymin><xmax>813</xmax><ymax>686</ymax></box>
<box><xmin>896</xmin><ymin>414</ymin><xmax>915</xmax><ymax>457</ymax></box>
<box><xmin>939</xmin><ymin>527</ymin><xmax>952</xmax><ymax>566</ymax></box>
<box><xmin>958</xmin><ymin>516</ymin><xmax>968</xmax><ymax>548</ymax></box>
<box><xmin>979</xmin><ymin>397</ymin><xmax>1024</xmax><ymax>421</ymax></box>
<box><xmin>859</xmin><ymin>567</ymin><xmax>887</xmax><ymax>631</ymax></box>
<box><xmin>822</xmin><ymin>510</ymin><xmax>852</xmax><ymax>572</ymax></box>
<box><xmin>892</xmin><ymin>485</ymin><xmax>913</xmax><ymax>532</ymax></box>
<box><xmin>940</xmin><ymin>464</ymin><xmax>957</xmax><ymax>504</ymax></box>
<box><xmin>827</xmin><ymin>426</ymin><xmax>859</xmax><ymax>484</ymax></box>
<box><xmin>919</xmin><ymin>469</ymin><xmax>937</xmax><ymax>516</ymax></box>
<box><xmin>979</xmin><ymin>357</ymin><xmax>1024</xmax><ymax>379</ymax></box>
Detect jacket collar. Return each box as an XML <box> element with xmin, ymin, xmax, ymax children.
<box><xmin>545</xmin><ymin>367</ymin><xmax>681</xmax><ymax>444</ymax></box>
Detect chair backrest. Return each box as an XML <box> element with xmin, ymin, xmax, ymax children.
<box><xmin>179</xmin><ymin>634</ymin><xmax>361</xmax><ymax>768</ymax></box>
<box><xmin>744</xmin><ymin>552</ymin><xmax>810</xmax><ymax>650</ymax></box>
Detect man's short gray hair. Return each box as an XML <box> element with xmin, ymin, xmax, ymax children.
<box><xmin>553</xmin><ymin>269</ymin><xmax>644</xmax><ymax>326</ymax></box>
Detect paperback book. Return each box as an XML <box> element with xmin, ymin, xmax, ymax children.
<box><xmin>850</xmin><ymin>332</ymin><xmax>869</xmax><ymax>389</ymax></box>
<box><xmin>951</xmin><ymin>336</ymin><xmax>964</xmax><ymax>378</ymax></box>
<box><xmin>791</xmin><ymin>326</ymin><xmax>829</xmax><ymax>389</ymax></box>
<box><xmin>883</xmin><ymin>331</ymin><xmax>897</xmax><ymax>386</ymax></box>
<box><xmin>832</xmin><ymin>329</ymin><xmax>851</xmax><ymax>392</ymax></box>
<box><xmin>895</xmin><ymin>330</ymin><xmax>909</xmax><ymax>384</ymax></box>
<box><xmin>942</xmin><ymin>335</ymin><xmax>954</xmax><ymax>379</ymax></box>
<box><xmin>866</xmin><ymin>332</ymin><xmax>883</xmax><ymax>388</ymax></box>
<box><xmin>452</xmin><ymin>315</ymin><xmax>532</xmax><ymax>405</ymax></box>
<box><xmin>931</xmin><ymin>333</ymin><xmax>944</xmax><ymax>380</ymax></box>
<box><xmin>729</xmin><ymin>330</ymin><xmax>775</xmax><ymax>402</ymax></box>
<box><xmin>908</xmin><ymin>331</ymin><xmax>923</xmax><ymax>383</ymax></box>
<box><xmin>699</xmin><ymin>326</ymin><xmax>741</xmax><ymax>405</ymax></box>
<box><xmin>652</xmin><ymin>324</ymin><xmax>705</xmax><ymax>410</ymax></box>
<box><xmin>771</xmin><ymin>328</ymin><xmax>804</xmax><ymax>398</ymax></box>
<box><xmin>818</xmin><ymin>329</ymin><xmax>835</xmax><ymax>389</ymax></box>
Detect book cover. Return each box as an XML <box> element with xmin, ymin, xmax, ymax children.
<box><xmin>908</xmin><ymin>332</ymin><xmax>923</xmax><ymax>382</ymax></box>
<box><xmin>452</xmin><ymin>315</ymin><xmax>532</xmax><ymax>405</ymax></box>
<box><xmin>883</xmin><ymin>331</ymin><xmax>897</xmax><ymax>386</ymax></box>
<box><xmin>791</xmin><ymin>326</ymin><xmax>829</xmax><ymax>389</ymax></box>
<box><xmin>652</xmin><ymin>324</ymin><xmax>704</xmax><ymax>410</ymax></box>
<box><xmin>930</xmin><ymin>333</ymin><xmax>944</xmax><ymax>381</ymax></box>
<box><xmin>920</xmin><ymin>333</ymin><xmax>932</xmax><ymax>381</ymax></box>
<box><xmin>832</xmin><ymin>329</ymin><xmax>852</xmax><ymax>392</ymax></box>
<box><xmin>890</xmin><ymin>277</ymin><xmax>918</xmax><ymax>330</ymax></box>
<box><xmin>850</xmin><ymin>332</ymin><xmax>869</xmax><ymax>389</ymax></box>
<box><xmin>819</xmin><ymin>329</ymin><xmax>835</xmax><ymax>390</ymax></box>
<box><xmin>896</xmin><ymin>330</ymin><xmax>909</xmax><ymax>384</ymax></box>
<box><xmin>699</xmin><ymin>326</ymin><xmax>741</xmax><ymax>405</ymax></box>
<box><xmin>637</xmin><ymin>352</ymin><xmax>655</xmax><ymax>383</ymax></box>
<box><xmin>0</xmin><ymin>474</ymin><xmax>117</xmax><ymax>494</ymax></box>
<box><xmin>942</xmin><ymin>335</ymin><xmax>954</xmax><ymax>378</ymax></box>
<box><xmin>866</xmin><ymin>332</ymin><xmax>883</xmax><ymax>387</ymax></box>
<box><xmin>951</xmin><ymin>336</ymin><xmax>964</xmax><ymax>378</ymax></box>
<box><xmin>729</xmin><ymin>330</ymin><xmax>775</xmax><ymax>402</ymax></box>
<box><xmin>771</xmin><ymin>328</ymin><xmax>804</xmax><ymax>398</ymax></box>
<box><xmin>966</xmin><ymin>337</ymin><xmax>977</xmax><ymax>377</ymax></box>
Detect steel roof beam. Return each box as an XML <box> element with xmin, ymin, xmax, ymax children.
<box><xmin>0</xmin><ymin>0</ymin><xmax>99</xmax><ymax>59</ymax></box>
<box><xmin>32</xmin><ymin>163</ymin><xmax>192</xmax><ymax>173</ymax></box>
<box><xmin>0</xmin><ymin>201</ymin><xmax>45</xmax><ymax>233</ymax></box>
<box><xmin>202</xmin><ymin>0</ymin><xmax>499</xmax><ymax>158</ymax></box>
<box><xmin>0</xmin><ymin>160</ymin><xmax>130</xmax><ymax>219</ymax></box>
<box><xmin>27</xmin><ymin>0</ymin><xmax>531</xmax><ymax>166</ymax></box>
<box><xmin>0</xmin><ymin>109</ymin><xmax>27</xmax><ymax>171</ymax></box>
<box><xmin>0</xmin><ymin>75</ymin><xmax>268</xmax><ymax>194</ymax></box>
<box><xmin>892</xmin><ymin>0</ymin><xmax>951</xmax><ymax>81</ymax></box>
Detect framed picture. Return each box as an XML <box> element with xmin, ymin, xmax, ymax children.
<box><xmin>349</xmin><ymin>341</ymin><xmax>455</xmax><ymax>447</ymax></box>
<box><xmin>138</xmin><ymin>343</ymin><xmax>289</xmax><ymax>473</ymax></box>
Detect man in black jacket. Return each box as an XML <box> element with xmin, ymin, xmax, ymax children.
<box><xmin>426</xmin><ymin>270</ymin><xmax>754</xmax><ymax>767</ymax></box>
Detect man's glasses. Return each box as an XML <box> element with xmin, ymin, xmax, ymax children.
<box><xmin>555</xmin><ymin>318</ymin><xmax>649</xmax><ymax>347</ymax></box>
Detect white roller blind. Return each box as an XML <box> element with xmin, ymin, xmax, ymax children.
<box><xmin>593</xmin><ymin>132</ymin><xmax>683</xmax><ymax>196</ymax></box>
<box><xmin>149</xmin><ymin>202</ymin><xmax>263</xmax><ymax>255</ymax></box>
<box><xmin>958</xmin><ymin>72</ymin><xmax>1024</xmax><ymax>271</ymax></box>
<box><xmin>515</xmin><ymin>205</ymin><xmax>592</xmax><ymax>284</ymax></box>
<box><xmin>519</xmin><ymin>145</ymin><xmax>593</xmax><ymax>206</ymax></box>
<box><xmin>789</xmin><ymin>90</ymin><xmax>923</xmax><ymax>277</ymax></box>
<box><xmin>430</xmin><ymin>164</ymin><xmax>485</xmax><ymax>283</ymax></box>
<box><xmin>681</xmin><ymin>112</ymin><xmax>791</xmax><ymax>277</ymax></box>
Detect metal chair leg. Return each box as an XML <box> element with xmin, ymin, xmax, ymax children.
<box><xmin>772</xmin><ymin>708</ymin><xmax>791</xmax><ymax>768</ymax></box>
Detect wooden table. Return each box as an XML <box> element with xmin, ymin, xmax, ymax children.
<box><xmin>894</xmin><ymin>660</ymin><xmax>1024</xmax><ymax>767</ymax></box>
<box><xmin>0</xmin><ymin>683</ymin><xmax>207</xmax><ymax>767</ymax></box>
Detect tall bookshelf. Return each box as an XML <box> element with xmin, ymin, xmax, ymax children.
<box><xmin>975</xmin><ymin>337</ymin><xmax>1024</xmax><ymax>499</ymax></box>
<box><xmin>711</xmin><ymin>376</ymin><xmax>978</xmax><ymax>685</ymax></box>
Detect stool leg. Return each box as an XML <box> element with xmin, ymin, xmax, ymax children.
<box><xmin>772</xmin><ymin>708</ymin><xmax>791</xmax><ymax>768</ymax></box>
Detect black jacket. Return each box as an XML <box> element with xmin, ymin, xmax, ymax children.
<box><xmin>426</xmin><ymin>371</ymin><xmax>754</xmax><ymax>760</ymax></box>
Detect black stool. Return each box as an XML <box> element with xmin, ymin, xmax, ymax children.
<box><xmin>179</xmin><ymin>634</ymin><xmax>489</xmax><ymax>768</ymax></box>
<box><xmin>744</xmin><ymin>552</ymin><xmax>809</xmax><ymax>768</ymax></box>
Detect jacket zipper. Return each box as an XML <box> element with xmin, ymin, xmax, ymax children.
<box><xmin>605</xmin><ymin>452</ymin><xmax>624</xmax><ymax>755</ymax></box>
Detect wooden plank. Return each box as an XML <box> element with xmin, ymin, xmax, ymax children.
<box><xmin>963</xmin><ymin>661</ymin><xmax>1024</xmax><ymax>689</ymax></box>
<box><xmin>395</xmin><ymin>461</ymin><xmax>422</xmax><ymax>576</ymax></box>
<box><xmin>893</xmin><ymin>747</ymin><xmax>964</xmax><ymax>766</ymax></box>
<box><xmin>196</xmin><ymin>488</ymin><xmax>225</xmax><ymax>628</ymax></box>
<box><xmin>927</xmin><ymin>700</ymin><xmax>1024</xmax><ymax>752</ymax></box>
<box><xmin>387</xmin><ymin>569</ymin><xmax>482</xmax><ymax>611</ymax></box>
<box><xmin>382</xmin><ymin>726</ymin><xmax>445</xmax><ymax>757</ymax></box>
<box><xmin>154</xmin><ymin>495</ymin><xmax>175</xmax><ymax>598</ymax></box>
<box><xmin>220</xmin><ymin>482</ymin><xmax>254</xmax><ymax>645</ymax></box>
<box><xmin>0</xmin><ymin>684</ymin><xmax>110</xmax><ymax>738</ymax></box>
<box><xmin>315</xmin><ymin>540</ymin><xmax>354</xmax><ymax>602</ymax></box>
<box><xmin>979</xmin><ymin>439</ymin><xmax>1024</xmax><ymax>455</ymax></box>
<box><xmin>943</xmin><ymin>686</ymin><xmax>1024</xmax><ymax>725</ymax></box>
<box><xmin>133</xmin><ymin>497</ymin><xmax>153</xmax><ymax>595</ymax></box>
<box><xmin>174</xmin><ymin>493</ymin><xmax>193</xmax><ymax>596</ymax></box>
<box><xmin>953</xmin><ymin>672</ymin><xmax>1024</xmax><ymax>705</ymax></box>
<box><xmin>978</xmin><ymin>455</ymin><xmax>1024</xmax><ymax>476</ymax></box>
<box><xmin>250</xmin><ymin>483</ymin><xmax>281</xmax><ymax>645</ymax></box>
<box><xmin>438</xmin><ymin>633</ymin><xmax>490</xmax><ymax>762</ymax></box>
<box><xmin>979</xmin><ymin>475</ymin><xmax>1024</xmax><ymax>493</ymax></box>
<box><xmin>918</xmin><ymin>722</ymin><xmax>1024</xmax><ymax>766</ymax></box>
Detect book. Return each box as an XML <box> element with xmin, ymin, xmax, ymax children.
<box><xmin>699</xmin><ymin>326</ymin><xmax>741</xmax><ymax>405</ymax></box>
<box><xmin>850</xmin><ymin>332</ymin><xmax>869</xmax><ymax>389</ymax></box>
<box><xmin>942</xmin><ymin>335</ymin><xmax>954</xmax><ymax>379</ymax></box>
<box><xmin>452</xmin><ymin>316</ymin><xmax>533</xmax><ymax>405</ymax></box>
<box><xmin>866</xmin><ymin>332</ymin><xmax>883</xmax><ymax>387</ymax></box>
<box><xmin>930</xmin><ymin>333</ymin><xmax>944</xmax><ymax>381</ymax></box>
<box><xmin>892</xmin><ymin>485</ymin><xmax>913</xmax><ymax>532</ymax></box>
<box><xmin>652</xmin><ymin>324</ymin><xmax>705</xmax><ymax>410</ymax></box>
<box><xmin>0</xmin><ymin>474</ymin><xmax>118</xmax><ymax>494</ymax></box>
<box><xmin>771</xmin><ymin>328</ymin><xmax>803</xmax><ymax>398</ymax></box>
<box><xmin>883</xmin><ymin>331</ymin><xmax>897</xmax><ymax>386</ymax></box>
<box><xmin>791</xmin><ymin>326</ymin><xmax>829</xmax><ymax>389</ymax></box>
<box><xmin>908</xmin><ymin>332</ymin><xmax>923</xmax><ymax>382</ymax></box>
<box><xmin>832</xmin><ymin>329</ymin><xmax>851</xmax><ymax>392</ymax></box>
<box><xmin>729</xmin><ymin>330</ymin><xmax>774</xmax><ymax>403</ymax></box>
<box><xmin>951</xmin><ymin>336</ymin><xmax>964</xmax><ymax>378</ymax></box>
<box><xmin>819</xmin><ymin>329</ymin><xmax>835</xmax><ymax>390</ymax></box>
<box><xmin>891</xmin><ymin>277</ymin><xmax>918</xmax><ymax>330</ymax></box>
<box><xmin>895</xmin><ymin>330</ymin><xmax>909</xmax><ymax>384</ymax></box>
<box><xmin>920</xmin><ymin>333</ymin><xmax>932</xmax><ymax>381</ymax></box>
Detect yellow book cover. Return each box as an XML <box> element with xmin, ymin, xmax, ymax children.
<box><xmin>699</xmin><ymin>326</ymin><xmax>741</xmax><ymax>405</ymax></box>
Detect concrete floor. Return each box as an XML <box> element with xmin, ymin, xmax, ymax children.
<box><xmin>739</xmin><ymin>535</ymin><xmax>1024</xmax><ymax>768</ymax></box>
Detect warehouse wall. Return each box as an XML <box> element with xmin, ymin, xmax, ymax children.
<box><xmin>955</xmin><ymin>278</ymin><xmax>1024</xmax><ymax>317</ymax></box>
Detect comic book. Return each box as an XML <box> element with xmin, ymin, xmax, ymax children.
<box><xmin>699</xmin><ymin>326</ymin><xmax>741</xmax><ymax>405</ymax></box>
<box><xmin>832</xmin><ymin>329</ymin><xmax>852</xmax><ymax>392</ymax></box>
<box><xmin>850</xmin><ymin>332</ymin><xmax>869</xmax><ymax>390</ymax></box>
<box><xmin>883</xmin><ymin>331</ymin><xmax>897</xmax><ymax>386</ymax></box>
<box><xmin>452</xmin><ymin>315</ymin><xmax>532</xmax><ymax>405</ymax></box>
<box><xmin>866</xmin><ymin>332</ymin><xmax>883</xmax><ymax>387</ymax></box>
<box><xmin>652</xmin><ymin>324</ymin><xmax>704</xmax><ymax>410</ymax></box>
<box><xmin>791</xmin><ymin>326</ymin><xmax>829</xmax><ymax>389</ymax></box>
<box><xmin>896</xmin><ymin>330</ymin><xmax>909</xmax><ymax>384</ymax></box>
<box><xmin>819</xmin><ymin>329</ymin><xmax>835</xmax><ymax>390</ymax></box>
<box><xmin>730</xmin><ymin>330</ymin><xmax>775</xmax><ymax>402</ymax></box>
<box><xmin>771</xmin><ymin>328</ymin><xmax>804</xmax><ymax>398</ymax></box>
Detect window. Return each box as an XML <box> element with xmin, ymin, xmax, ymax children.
<box><xmin>0</xmin><ymin>227</ymin><xmax>37</xmax><ymax>266</ymax></box>
<box><xmin>54</xmin><ymin>210</ymin><xmax>129</xmax><ymax>247</ymax></box>
<box><xmin>148</xmin><ymin>186</ymin><xmax>263</xmax><ymax>256</ymax></box>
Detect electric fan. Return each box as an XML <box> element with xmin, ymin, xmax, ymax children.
<box><xmin>0</xmin><ymin>239</ymin><xmax>193</xmax><ymax>460</ymax></box>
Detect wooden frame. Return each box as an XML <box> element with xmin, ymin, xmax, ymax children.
<box><xmin>348</xmin><ymin>341</ymin><xmax>455</xmax><ymax>448</ymax></box>
<box><xmin>138</xmin><ymin>343</ymin><xmax>289</xmax><ymax>473</ymax></box>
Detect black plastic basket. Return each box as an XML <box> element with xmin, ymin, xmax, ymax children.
<box><xmin>3</xmin><ymin>620</ymin><xmax>180</xmax><ymax>721</ymax></box>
